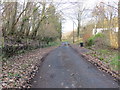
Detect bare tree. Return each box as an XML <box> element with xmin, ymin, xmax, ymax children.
<box><xmin>1</xmin><ymin>1</ymin><xmax>62</xmax><ymax>51</ymax></box>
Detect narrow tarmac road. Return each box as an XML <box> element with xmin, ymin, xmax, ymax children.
<box><xmin>31</xmin><ymin>46</ymin><xmax>119</xmax><ymax>88</ymax></box>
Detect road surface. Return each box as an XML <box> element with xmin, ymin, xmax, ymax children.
<box><xmin>31</xmin><ymin>46</ymin><xmax>119</xmax><ymax>88</ymax></box>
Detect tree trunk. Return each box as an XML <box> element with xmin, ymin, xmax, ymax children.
<box><xmin>73</xmin><ymin>22</ymin><xmax>75</xmax><ymax>43</ymax></box>
<box><xmin>9</xmin><ymin>2</ymin><xmax>17</xmax><ymax>35</ymax></box>
<box><xmin>118</xmin><ymin>0</ymin><xmax>120</xmax><ymax>49</ymax></box>
<box><xmin>118</xmin><ymin>0</ymin><xmax>120</xmax><ymax>81</ymax></box>
<box><xmin>77</xmin><ymin>13</ymin><xmax>80</xmax><ymax>37</ymax></box>
<box><xmin>31</xmin><ymin>2</ymin><xmax>46</xmax><ymax>38</ymax></box>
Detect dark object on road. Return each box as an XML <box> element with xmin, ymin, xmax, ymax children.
<box><xmin>61</xmin><ymin>42</ymin><xmax>70</xmax><ymax>46</ymax></box>
<box><xmin>80</xmin><ymin>42</ymin><xmax>84</xmax><ymax>47</ymax></box>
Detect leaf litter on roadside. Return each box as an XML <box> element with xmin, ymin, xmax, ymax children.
<box><xmin>2</xmin><ymin>47</ymin><xmax>56</xmax><ymax>88</ymax></box>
